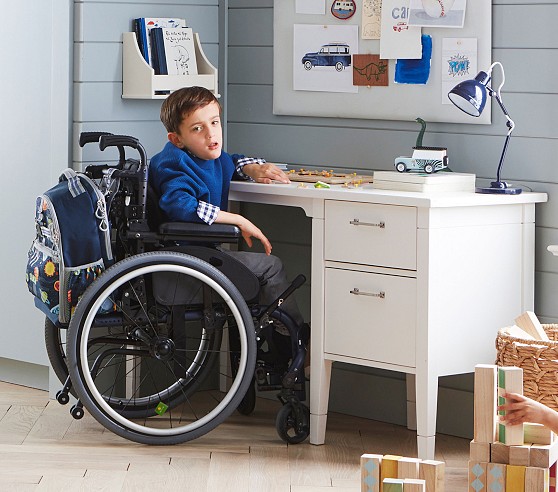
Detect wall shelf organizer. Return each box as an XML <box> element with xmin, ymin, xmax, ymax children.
<box><xmin>122</xmin><ymin>32</ymin><xmax>218</xmax><ymax>99</ymax></box>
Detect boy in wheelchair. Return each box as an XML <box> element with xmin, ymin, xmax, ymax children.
<box><xmin>150</xmin><ymin>86</ymin><xmax>306</xmax><ymax>338</ymax></box>
<box><xmin>37</xmin><ymin>89</ymin><xmax>310</xmax><ymax>446</ymax></box>
<box><xmin>148</xmin><ymin>86</ymin><xmax>310</xmax><ymax>441</ymax></box>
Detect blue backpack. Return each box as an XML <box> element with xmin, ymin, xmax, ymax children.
<box><xmin>26</xmin><ymin>169</ymin><xmax>113</xmax><ymax>324</ymax></box>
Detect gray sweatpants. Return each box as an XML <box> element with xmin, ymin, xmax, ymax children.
<box><xmin>220</xmin><ymin>250</ymin><xmax>305</xmax><ymax>328</ymax></box>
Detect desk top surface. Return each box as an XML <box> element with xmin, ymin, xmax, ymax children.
<box><xmin>230</xmin><ymin>181</ymin><xmax>548</xmax><ymax>208</ymax></box>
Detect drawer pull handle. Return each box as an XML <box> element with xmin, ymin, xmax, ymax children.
<box><xmin>350</xmin><ymin>288</ymin><xmax>385</xmax><ymax>299</ymax></box>
<box><xmin>349</xmin><ymin>218</ymin><xmax>385</xmax><ymax>228</ymax></box>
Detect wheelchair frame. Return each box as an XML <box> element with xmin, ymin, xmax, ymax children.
<box><xmin>45</xmin><ymin>132</ymin><xmax>309</xmax><ymax>445</ymax></box>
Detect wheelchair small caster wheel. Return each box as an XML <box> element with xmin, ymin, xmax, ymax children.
<box><xmin>70</xmin><ymin>405</ymin><xmax>84</xmax><ymax>420</ymax></box>
<box><xmin>56</xmin><ymin>390</ymin><xmax>70</xmax><ymax>405</ymax></box>
<box><xmin>276</xmin><ymin>402</ymin><xmax>310</xmax><ymax>444</ymax></box>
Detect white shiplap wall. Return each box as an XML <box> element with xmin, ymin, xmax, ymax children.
<box><xmin>227</xmin><ymin>0</ymin><xmax>558</xmax><ymax>437</ymax></box>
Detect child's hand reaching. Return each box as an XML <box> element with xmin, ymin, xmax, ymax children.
<box><xmin>243</xmin><ymin>163</ymin><xmax>291</xmax><ymax>184</ymax></box>
<box><xmin>499</xmin><ymin>392</ymin><xmax>558</xmax><ymax>430</ymax></box>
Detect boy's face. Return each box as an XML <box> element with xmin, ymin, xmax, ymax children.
<box><xmin>168</xmin><ymin>101</ymin><xmax>222</xmax><ymax>160</ymax></box>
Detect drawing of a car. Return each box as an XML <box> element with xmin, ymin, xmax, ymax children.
<box><xmin>394</xmin><ymin>147</ymin><xmax>449</xmax><ymax>173</ymax></box>
<box><xmin>302</xmin><ymin>43</ymin><xmax>351</xmax><ymax>72</ymax></box>
<box><xmin>393</xmin><ymin>22</ymin><xmax>409</xmax><ymax>32</ymax></box>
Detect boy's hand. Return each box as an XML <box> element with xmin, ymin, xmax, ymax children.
<box><xmin>243</xmin><ymin>163</ymin><xmax>291</xmax><ymax>184</ymax></box>
<box><xmin>239</xmin><ymin>217</ymin><xmax>272</xmax><ymax>255</ymax></box>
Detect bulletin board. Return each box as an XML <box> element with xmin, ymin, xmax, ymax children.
<box><xmin>273</xmin><ymin>0</ymin><xmax>492</xmax><ymax>124</ymax></box>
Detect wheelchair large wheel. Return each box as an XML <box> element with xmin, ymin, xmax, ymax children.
<box><xmin>44</xmin><ymin>317</ymin><xmax>69</xmax><ymax>386</ymax></box>
<box><xmin>67</xmin><ymin>251</ymin><xmax>256</xmax><ymax>445</ymax></box>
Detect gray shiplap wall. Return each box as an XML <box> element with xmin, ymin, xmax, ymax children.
<box><xmin>227</xmin><ymin>0</ymin><xmax>558</xmax><ymax>437</ymax></box>
<box><xmin>74</xmin><ymin>0</ymin><xmax>221</xmax><ymax>167</ymax></box>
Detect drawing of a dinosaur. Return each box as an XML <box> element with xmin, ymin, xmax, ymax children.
<box><xmin>353</xmin><ymin>60</ymin><xmax>388</xmax><ymax>82</ymax></box>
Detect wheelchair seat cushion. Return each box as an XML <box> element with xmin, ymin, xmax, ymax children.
<box><xmin>156</xmin><ymin>245</ymin><xmax>260</xmax><ymax>304</ymax></box>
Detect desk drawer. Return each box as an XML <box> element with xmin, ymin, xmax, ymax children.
<box><xmin>325</xmin><ymin>201</ymin><xmax>417</xmax><ymax>270</ymax></box>
<box><xmin>324</xmin><ymin>267</ymin><xmax>416</xmax><ymax>367</ymax></box>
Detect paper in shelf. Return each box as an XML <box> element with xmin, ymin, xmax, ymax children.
<box><xmin>154</xmin><ymin>27</ymin><xmax>198</xmax><ymax>76</ymax></box>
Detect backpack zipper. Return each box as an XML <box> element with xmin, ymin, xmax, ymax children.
<box><xmin>79</xmin><ymin>174</ymin><xmax>113</xmax><ymax>262</ymax></box>
<box><xmin>42</xmin><ymin>194</ymin><xmax>70</xmax><ymax>323</ymax></box>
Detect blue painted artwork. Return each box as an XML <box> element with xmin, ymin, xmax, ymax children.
<box><xmin>394</xmin><ymin>34</ymin><xmax>432</xmax><ymax>84</ymax></box>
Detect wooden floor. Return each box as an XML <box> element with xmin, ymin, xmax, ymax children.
<box><xmin>0</xmin><ymin>380</ymin><xmax>469</xmax><ymax>491</ymax></box>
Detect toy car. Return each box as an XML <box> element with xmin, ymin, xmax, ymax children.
<box><xmin>302</xmin><ymin>43</ymin><xmax>351</xmax><ymax>72</ymax></box>
<box><xmin>394</xmin><ymin>146</ymin><xmax>448</xmax><ymax>173</ymax></box>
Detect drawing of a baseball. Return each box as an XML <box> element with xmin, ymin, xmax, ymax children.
<box><xmin>421</xmin><ymin>0</ymin><xmax>455</xmax><ymax>18</ymax></box>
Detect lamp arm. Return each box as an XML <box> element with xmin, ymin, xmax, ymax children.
<box><xmin>488</xmin><ymin>87</ymin><xmax>515</xmax><ymax>184</ymax></box>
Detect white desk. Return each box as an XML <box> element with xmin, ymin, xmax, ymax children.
<box><xmin>230</xmin><ymin>181</ymin><xmax>547</xmax><ymax>459</ymax></box>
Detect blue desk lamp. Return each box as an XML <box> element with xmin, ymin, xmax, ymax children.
<box><xmin>448</xmin><ymin>62</ymin><xmax>521</xmax><ymax>195</ymax></box>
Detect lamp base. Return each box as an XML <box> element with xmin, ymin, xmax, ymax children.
<box><xmin>476</xmin><ymin>181</ymin><xmax>522</xmax><ymax>195</ymax></box>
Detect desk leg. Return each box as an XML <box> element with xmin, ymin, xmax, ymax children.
<box><xmin>416</xmin><ymin>370</ymin><xmax>439</xmax><ymax>460</ymax></box>
<box><xmin>309</xmin><ymin>357</ymin><xmax>332</xmax><ymax>445</ymax></box>
<box><xmin>309</xmin><ymin>214</ymin><xmax>331</xmax><ymax>445</ymax></box>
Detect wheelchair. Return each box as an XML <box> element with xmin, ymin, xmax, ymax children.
<box><xmin>44</xmin><ymin>132</ymin><xmax>310</xmax><ymax>445</ymax></box>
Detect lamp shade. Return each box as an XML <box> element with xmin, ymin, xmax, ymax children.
<box><xmin>448</xmin><ymin>71</ymin><xmax>490</xmax><ymax>117</ymax></box>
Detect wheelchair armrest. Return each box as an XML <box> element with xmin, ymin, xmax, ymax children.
<box><xmin>158</xmin><ymin>222</ymin><xmax>241</xmax><ymax>244</ymax></box>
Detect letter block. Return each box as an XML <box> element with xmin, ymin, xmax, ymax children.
<box><xmin>509</xmin><ymin>445</ymin><xmax>531</xmax><ymax>466</ymax></box>
<box><xmin>470</xmin><ymin>440</ymin><xmax>491</xmax><ymax>462</ymax></box>
<box><xmin>474</xmin><ymin>364</ymin><xmax>498</xmax><ymax>443</ymax></box>
<box><xmin>506</xmin><ymin>465</ymin><xmax>526</xmax><ymax>492</ymax></box>
<box><xmin>525</xmin><ymin>466</ymin><xmax>549</xmax><ymax>492</ymax></box>
<box><xmin>530</xmin><ymin>441</ymin><xmax>558</xmax><ymax>469</ymax></box>
<box><xmin>487</xmin><ymin>463</ymin><xmax>506</xmax><ymax>492</ymax></box>
<box><xmin>498</xmin><ymin>367</ymin><xmax>524</xmax><ymax>446</ymax></box>
<box><xmin>383</xmin><ymin>478</ymin><xmax>404</xmax><ymax>492</ymax></box>
<box><xmin>398</xmin><ymin>457</ymin><xmax>421</xmax><ymax>480</ymax></box>
<box><xmin>419</xmin><ymin>460</ymin><xmax>445</xmax><ymax>492</ymax></box>
<box><xmin>468</xmin><ymin>461</ymin><xmax>487</xmax><ymax>492</ymax></box>
<box><xmin>403</xmin><ymin>478</ymin><xmax>426</xmax><ymax>491</ymax></box>
<box><xmin>381</xmin><ymin>455</ymin><xmax>402</xmax><ymax>491</ymax></box>
<box><xmin>361</xmin><ymin>454</ymin><xmax>383</xmax><ymax>492</ymax></box>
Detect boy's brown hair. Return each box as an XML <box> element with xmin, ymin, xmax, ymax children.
<box><xmin>160</xmin><ymin>86</ymin><xmax>220</xmax><ymax>134</ymax></box>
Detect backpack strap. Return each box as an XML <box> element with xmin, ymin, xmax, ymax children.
<box><xmin>62</xmin><ymin>169</ymin><xmax>86</xmax><ymax>197</ymax></box>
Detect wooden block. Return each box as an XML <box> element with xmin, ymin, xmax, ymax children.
<box><xmin>381</xmin><ymin>456</ymin><xmax>402</xmax><ymax>492</ymax></box>
<box><xmin>383</xmin><ymin>478</ymin><xmax>404</xmax><ymax>492</ymax></box>
<box><xmin>487</xmin><ymin>463</ymin><xmax>506</xmax><ymax>492</ymax></box>
<box><xmin>498</xmin><ymin>367</ymin><xmax>524</xmax><ymax>446</ymax></box>
<box><xmin>491</xmin><ymin>441</ymin><xmax>511</xmax><ymax>464</ymax></box>
<box><xmin>468</xmin><ymin>461</ymin><xmax>487</xmax><ymax>492</ymax></box>
<box><xmin>550</xmin><ymin>461</ymin><xmax>556</xmax><ymax>492</ymax></box>
<box><xmin>506</xmin><ymin>465</ymin><xmax>526</xmax><ymax>492</ymax></box>
<box><xmin>419</xmin><ymin>460</ymin><xmax>445</xmax><ymax>492</ymax></box>
<box><xmin>525</xmin><ymin>422</ymin><xmax>555</xmax><ymax>445</ymax></box>
<box><xmin>397</xmin><ymin>457</ymin><xmax>421</xmax><ymax>480</ymax></box>
<box><xmin>361</xmin><ymin>454</ymin><xmax>383</xmax><ymax>492</ymax></box>
<box><xmin>502</xmin><ymin>325</ymin><xmax>536</xmax><ymax>340</ymax></box>
<box><xmin>474</xmin><ymin>364</ymin><xmax>498</xmax><ymax>443</ymax></box>
<box><xmin>515</xmin><ymin>311</ymin><xmax>549</xmax><ymax>341</ymax></box>
<box><xmin>509</xmin><ymin>444</ymin><xmax>531</xmax><ymax>466</ymax></box>
<box><xmin>470</xmin><ymin>440</ymin><xmax>491</xmax><ymax>462</ymax></box>
<box><xmin>525</xmin><ymin>466</ymin><xmax>549</xmax><ymax>492</ymax></box>
<box><xmin>403</xmin><ymin>478</ymin><xmax>426</xmax><ymax>492</ymax></box>
<box><xmin>530</xmin><ymin>441</ymin><xmax>558</xmax><ymax>468</ymax></box>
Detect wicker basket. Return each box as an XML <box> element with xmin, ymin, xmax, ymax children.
<box><xmin>496</xmin><ymin>323</ymin><xmax>558</xmax><ymax>411</ymax></box>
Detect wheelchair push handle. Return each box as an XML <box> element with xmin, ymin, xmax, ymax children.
<box><xmin>79</xmin><ymin>131</ymin><xmax>113</xmax><ymax>147</ymax></box>
<box><xmin>99</xmin><ymin>134</ymin><xmax>147</xmax><ymax>163</ymax></box>
<box><xmin>79</xmin><ymin>131</ymin><xmax>126</xmax><ymax>164</ymax></box>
